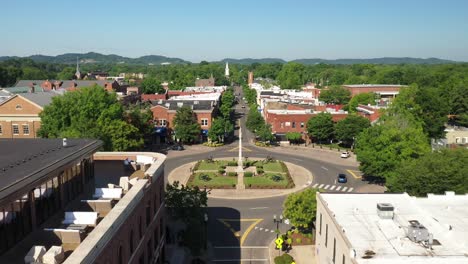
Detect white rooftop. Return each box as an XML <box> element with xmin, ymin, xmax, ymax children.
<box><xmin>319</xmin><ymin>192</ymin><xmax>468</xmax><ymax>264</ymax></box>
<box><xmin>168</xmin><ymin>92</ymin><xmax>221</xmax><ymax>101</ymax></box>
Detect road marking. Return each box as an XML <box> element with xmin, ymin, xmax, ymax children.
<box><xmin>335</xmin><ymin>186</ymin><xmax>342</xmax><ymax>191</ymax></box>
<box><xmin>330</xmin><ymin>185</ymin><xmax>336</xmax><ymax>190</ymax></box>
<box><xmin>318</xmin><ymin>184</ymin><xmax>324</xmax><ymax>188</ymax></box>
<box><xmin>342</xmin><ymin>187</ymin><xmax>348</xmax><ymax>192</ymax></box>
<box><xmin>228</xmin><ymin>147</ymin><xmax>252</xmax><ymax>152</ymax></box>
<box><xmin>348</xmin><ymin>187</ymin><xmax>354</xmax><ymax>192</ymax></box>
<box><xmin>312</xmin><ymin>183</ymin><xmax>319</xmax><ymax>188</ymax></box>
<box><xmin>213</xmin><ymin>259</ymin><xmax>268</xmax><ymax>262</ymax></box>
<box><xmin>324</xmin><ymin>185</ymin><xmax>330</xmax><ymax>189</ymax></box>
<box><xmin>321</xmin><ymin>166</ymin><xmax>329</xmax><ymax>171</ymax></box>
<box><xmin>241</xmin><ymin>219</ymin><xmax>263</xmax><ymax>246</ymax></box>
<box><xmin>259</xmin><ymin>228</ymin><xmax>263</xmax><ymax>231</ymax></box>
<box><xmin>217</xmin><ymin>218</ymin><xmax>263</xmax><ymax>246</ymax></box>
<box><xmin>271</xmin><ymin>230</ymin><xmax>274</xmax><ymax>232</ymax></box>
<box><xmin>265</xmin><ymin>229</ymin><xmax>269</xmax><ymax>232</ymax></box>
<box><xmin>347</xmin><ymin>169</ymin><xmax>362</xmax><ymax>179</ymax></box>
<box><xmin>250</xmin><ymin>207</ymin><xmax>268</xmax><ymax>210</ymax></box>
<box><xmin>254</xmin><ymin>227</ymin><xmax>258</xmax><ymax>229</ymax></box>
<box><xmin>289</xmin><ymin>157</ymin><xmax>303</xmax><ymax>162</ymax></box>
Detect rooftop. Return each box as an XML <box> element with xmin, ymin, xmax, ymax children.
<box><xmin>0</xmin><ymin>139</ymin><xmax>102</xmax><ymax>203</ymax></box>
<box><xmin>150</xmin><ymin>99</ymin><xmax>215</xmax><ymax>111</ymax></box>
<box><xmin>342</xmin><ymin>84</ymin><xmax>405</xmax><ymax>88</ymax></box>
<box><xmin>319</xmin><ymin>192</ymin><xmax>468</xmax><ymax>263</ymax></box>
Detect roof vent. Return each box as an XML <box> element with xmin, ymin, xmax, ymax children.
<box><xmin>63</xmin><ymin>138</ymin><xmax>68</xmax><ymax>147</ymax></box>
<box><xmin>407</xmin><ymin>220</ymin><xmax>430</xmax><ymax>243</ymax></box>
<box><xmin>377</xmin><ymin>203</ymin><xmax>394</xmax><ymax>219</ymax></box>
<box><xmin>177</xmin><ymin>102</ymin><xmax>183</xmax><ymax>107</ymax></box>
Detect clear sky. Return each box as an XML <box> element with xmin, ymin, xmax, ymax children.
<box><xmin>1</xmin><ymin>0</ymin><xmax>468</xmax><ymax>62</ymax></box>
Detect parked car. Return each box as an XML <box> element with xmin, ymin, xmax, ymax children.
<box><xmin>337</xmin><ymin>173</ymin><xmax>347</xmax><ymax>183</ymax></box>
<box><xmin>171</xmin><ymin>144</ymin><xmax>184</xmax><ymax>151</ymax></box>
<box><xmin>340</xmin><ymin>151</ymin><xmax>350</xmax><ymax>158</ymax></box>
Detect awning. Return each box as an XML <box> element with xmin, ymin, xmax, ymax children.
<box><xmin>154</xmin><ymin>127</ymin><xmax>167</xmax><ymax>135</ymax></box>
<box><xmin>201</xmin><ymin>129</ymin><xmax>209</xmax><ymax>136</ymax></box>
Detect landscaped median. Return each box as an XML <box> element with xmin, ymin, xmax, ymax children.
<box><xmin>186</xmin><ymin>157</ymin><xmax>295</xmax><ymax>189</ymax></box>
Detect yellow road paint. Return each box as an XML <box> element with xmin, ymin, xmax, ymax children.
<box><xmin>217</xmin><ymin>218</ymin><xmax>263</xmax><ymax>246</ymax></box>
<box><xmin>347</xmin><ymin>169</ymin><xmax>362</xmax><ymax>179</ymax></box>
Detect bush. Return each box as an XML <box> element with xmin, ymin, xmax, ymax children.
<box><xmin>218</xmin><ymin>169</ymin><xmax>225</xmax><ymax>174</ymax></box>
<box><xmin>274</xmin><ymin>253</ymin><xmax>294</xmax><ymax>264</ymax></box>
<box><xmin>257</xmin><ymin>168</ymin><xmax>264</xmax><ymax>174</ymax></box>
<box><xmin>256</xmin><ymin>165</ymin><xmax>263</xmax><ymax>169</ymax></box>
<box><xmin>193</xmin><ymin>161</ymin><xmax>201</xmax><ymax>171</ymax></box>
<box><xmin>296</xmin><ymin>238</ymin><xmax>302</xmax><ymax>244</ymax></box>
<box><xmin>203</xmin><ymin>142</ymin><xmax>224</xmax><ymax>147</ymax></box>
<box><xmin>244</xmin><ymin>172</ymin><xmax>253</xmax><ymax>177</ymax></box>
<box><xmin>227</xmin><ymin>161</ymin><xmax>238</xmax><ymax>166</ymax></box>
<box><xmin>270</xmin><ymin>175</ymin><xmax>284</xmax><ymax>182</ymax></box>
<box><xmin>228</xmin><ymin>172</ymin><xmax>237</xmax><ymax>177</ymax></box>
<box><xmin>220</xmin><ymin>165</ymin><xmax>226</xmax><ymax>169</ymax></box>
<box><xmin>199</xmin><ymin>174</ymin><xmax>211</xmax><ymax>182</ymax></box>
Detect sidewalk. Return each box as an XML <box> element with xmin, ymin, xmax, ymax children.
<box><xmin>269</xmin><ymin>239</ymin><xmax>316</xmax><ymax>264</ymax></box>
<box><xmin>167</xmin><ymin>157</ymin><xmax>313</xmax><ymax>199</ymax></box>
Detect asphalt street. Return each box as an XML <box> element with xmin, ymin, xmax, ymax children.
<box><xmin>163</xmin><ymin>86</ymin><xmax>367</xmax><ymax>263</ymax></box>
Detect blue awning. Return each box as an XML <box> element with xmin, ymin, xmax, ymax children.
<box><xmin>154</xmin><ymin>127</ymin><xmax>167</xmax><ymax>135</ymax></box>
<box><xmin>201</xmin><ymin>129</ymin><xmax>209</xmax><ymax>135</ymax></box>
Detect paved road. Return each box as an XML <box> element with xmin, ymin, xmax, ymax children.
<box><xmin>163</xmin><ymin>86</ymin><xmax>370</xmax><ymax>262</ymax></box>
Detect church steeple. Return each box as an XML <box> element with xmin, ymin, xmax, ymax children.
<box><xmin>225</xmin><ymin>62</ymin><xmax>230</xmax><ymax>77</ymax></box>
<box><xmin>75</xmin><ymin>57</ymin><xmax>81</xmax><ymax>80</ymax></box>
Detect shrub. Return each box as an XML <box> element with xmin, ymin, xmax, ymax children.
<box><xmin>193</xmin><ymin>161</ymin><xmax>201</xmax><ymax>171</ymax></box>
<box><xmin>257</xmin><ymin>168</ymin><xmax>264</xmax><ymax>174</ymax></box>
<box><xmin>218</xmin><ymin>169</ymin><xmax>225</xmax><ymax>174</ymax></box>
<box><xmin>203</xmin><ymin>142</ymin><xmax>224</xmax><ymax>147</ymax></box>
<box><xmin>295</xmin><ymin>238</ymin><xmax>302</xmax><ymax>244</ymax></box>
<box><xmin>220</xmin><ymin>165</ymin><xmax>226</xmax><ymax>169</ymax></box>
<box><xmin>244</xmin><ymin>172</ymin><xmax>253</xmax><ymax>177</ymax></box>
<box><xmin>227</xmin><ymin>161</ymin><xmax>238</xmax><ymax>166</ymax></box>
<box><xmin>271</xmin><ymin>175</ymin><xmax>284</xmax><ymax>182</ymax></box>
<box><xmin>274</xmin><ymin>253</ymin><xmax>294</xmax><ymax>264</ymax></box>
<box><xmin>256</xmin><ymin>165</ymin><xmax>263</xmax><ymax>169</ymax></box>
<box><xmin>228</xmin><ymin>172</ymin><xmax>237</xmax><ymax>177</ymax></box>
<box><xmin>199</xmin><ymin>174</ymin><xmax>211</xmax><ymax>182</ymax></box>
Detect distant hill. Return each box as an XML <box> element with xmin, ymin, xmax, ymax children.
<box><xmin>0</xmin><ymin>52</ymin><xmax>461</xmax><ymax>65</ymax></box>
<box><xmin>0</xmin><ymin>52</ymin><xmax>190</xmax><ymax>65</ymax></box>
<box><xmin>291</xmin><ymin>57</ymin><xmax>456</xmax><ymax>65</ymax></box>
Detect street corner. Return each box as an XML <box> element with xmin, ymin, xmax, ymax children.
<box><xmin>217</xmin><ymin>218</ymin><xmax>263</xmax><ymax>246</ymax></box>
<box><xmin>346</xmin><ymin>169</ymin><xmax>362</xmax><ymax>179</ymax></box>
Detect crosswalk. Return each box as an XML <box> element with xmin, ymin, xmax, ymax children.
<box><xmin>312</xmin><ymin>183</ymin><xmax>354</xmax><ymax>192</ymax></box>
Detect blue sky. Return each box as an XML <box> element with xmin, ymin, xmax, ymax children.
<box><xmin>1</xmin><ymin>0</ymin><xmax>468</xmax><ymax>62</ymax></box>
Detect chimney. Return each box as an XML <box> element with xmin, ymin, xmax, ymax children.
<box><xmin>29</xmin><ymin>83</ymin><xmax>35</xmax><ymax>93</ymax></box>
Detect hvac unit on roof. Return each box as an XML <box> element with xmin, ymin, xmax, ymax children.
<box><xmin>177</xmin><ymin>102</ymin><xmax>183</xmax><ymax>107</ymax></box>
<box><xmin>376</xmin><ymin>203</ymin><xmax>394</xmax><ymax>219</ymax></box>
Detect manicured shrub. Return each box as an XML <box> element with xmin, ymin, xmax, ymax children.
<box><xmin>271</xmin><ymin>175</ymin><xmax>283</xmax><ymax>182</ymax></box>
<box><xmin>257</xmin><ymin>168</ymin><xmax>264</xmax><ymax>174</ymax></box>
<box><xmin>218</xmin><ymin>169</ymin><xmax>225</xmax><ymax>174</ymax></box>
<box><xmin>274</xmin><ymin>253</ymin><xmax>294</xmax><ymax>264</ymax></box>
<box><xmin>199</xmin><ymin>174</ymin><xmax>211</xmax><ymax>182</ymax></box>
<box><xmin>227</xmin><ymin>161</ymin><xmax>238</xmax><ymax>166</ymax></box>
<box><xmin>228</xmin><ymin>172</ymin><xmax>237</xmax><ymax>177</ymax></box>
<box><xmin>244</xmin><ymin>172</ymin><xmax>253</xmax><ymax>177</ymax></box>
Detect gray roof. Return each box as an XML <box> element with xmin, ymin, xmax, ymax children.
<box><xmin>0</xmin><ymin>139</ymin><xmax>103</xmax><ymax>204</ymax></box>
<box><xmin>15</xmin><ymin>80</ymin><xmax>114</xmax><ymax>89</ymax></box>
<box><xmin>150</xmin><ymin>100</ymin><xmax>214</xmax><ymax>111</ymax></box>
<box><xmin>20</xmin><ymin>91</ymin><xmax>60</xmax><ymax>107</ymax></box>
<box><xmin>14</xmin><ymin>80</ymin><xmax>46</xmax><ymax>87</ymax></box>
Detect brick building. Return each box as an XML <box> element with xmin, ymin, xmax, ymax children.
<box><xmin>150</xmin><ymin>100</ymin><xmax>216</xmax><ymax>144</ymax></box>
<box><xmin>0</xmin><ymin>139</ymin><xmax>167</xmax><ymax>264</ymax></box>
<box><xmin>195</xmin><ymin>76</ymin><xmax>215</xmax><ymax>87</ymax></box>
<box><xmin>356</xmin><ymin>104</ymin><xmax>382</xmax><ymax>123</ymax></box>
<box><xmin>0</xmin><ymin>91</ymin><xmax>59</xmax><ymax>138</ymax></box>
<box><xmin>342</xmin><ymin>84</ymin><xmax>403</xmax><ymax>98</ymax></box>
<box><xmin>15</xmin><ymin>80</ymin><xmax>121</xmax><ymax>92</ymax></box>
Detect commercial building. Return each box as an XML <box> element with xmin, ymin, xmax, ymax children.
<box><xmin>316</xmin><ymin>192</ymin><xmax>468</xmax><ymax>264</ymax></box>
<box><xmin>15</xmin><ymin>80</ymin><xmax>121</xmax><ymax>92</ymax></box>
<box><xmin>342</xmin><ymin>84</ymin><xmax>403</xmax><ymax>100</ymax></box>
<box><xmin>0</xmin><ymin>139</ymin><xmax>166</xmax><ymax>264</ymax></box>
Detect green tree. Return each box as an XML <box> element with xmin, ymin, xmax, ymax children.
<box><xmin>246</xmin><ymin>107</ymin><xmax>264</xmax><ymax>132</ymax></box>
<box><xmin>306</xmin><ymin>113</ymin><xmax>335</xmax><ymax>143</ymax></box>
<box><xmin>283</xmin><ymin>189</ymin><xmax>317</xmax><ymax>228</ymax></box>
<box><xmin>56</xmin><ymin>67</ymin><xmax>76</xmax><ymax>80</ymax></box>
<box><xmin>141</xmin><ymin>77</ymin><xmax>165</xmax><ymax>94</ymax></box>
<box><xmin>286</xmin><ymin>132</ymin><xmax>302</xmax><ymax>144</ymax></box>
<box><xmin>355</xmin><ymin>115</ymin><xmax>431</xmax><ymax>181</ymax></box>
<box><xmin>318</xmin><ymin>85</ymin><xmax>351</xmax><ymax>105</ymax></box>
<box><xmin>346</xmin><ymin>92</ymin><xmax>376</xmax><ymax>112</ymax></box>
<box><xmin>256</xmin><ymin>123</ymin><xmax>275</xmax><ymax>142</ymax></box>
<box><xmin>38</xmin><ymin>86</ymin><xmax>143</xmax><ymax>151</ymax></box>
<box><xmin>277</xmin><ymin>62</ymin><xmax>305</xmax><ymax>89</ymax></box>
<box><xmin>165</xmin><ymin>181</ymin><xmax>208</xmax><ymax>221</ymax></box>
<box><xmin>335</xmin><ymin>115</ymin><xmax>370</xmax><ymax>147</ymax></box>
<box><xmin>209</xmin><ymin>117</ymin><xmax>226</xmax><ymax>142</ymax></box>
<box><xmin>242</xmin><ymin>85</ymin><xmax>258</xmax><ymax>105</ymax></box>
<box><xmin>173</xmin><ymin>106</ymin><xmax>201</xmax><ymax>143</ymax></box>
<box><xmin>387</xmin><ymin>149</ymin><xmax>468</xmax><ymax>196</ymax></box>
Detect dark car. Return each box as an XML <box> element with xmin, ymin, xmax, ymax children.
<box><xmin>337</xmin><ymin>173</ymin><xmax>347</xmax><ymax>183</ymax></box>
<box><xmin>171</xmin><ymin>144</ymin><xmax>184</xmax><ymax>151</ymax></box>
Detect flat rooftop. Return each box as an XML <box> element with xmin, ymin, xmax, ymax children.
<box><xmin>319</xmin><ymin>192</ymin><xmax>468</xmax><ymax>263</ymax></box>
<box><xmin>342</xmin><ymin>84</ymin><xmax>405</xmax><ymax>88</ymax></box>
<box><xmin>0</xmin><ymin>139</ymin><xmax>102</xmax><ymax>202</ymax></box>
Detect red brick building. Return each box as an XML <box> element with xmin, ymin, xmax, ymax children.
<box><xmin>15</xmin><ymin>80</ymin><xmax>121</xmax><ymax>92</ymax></box>
<box><xmin>195</xmin><ymin>76</ymin><xmax>215</xmax><ymax>87</ymax></box>
<box><xmin>342</xmin><ymin>84</ymin><xmax>403</xmax><ymax>98</ymax></box>
<box><xmin>356</xmin><ymin>104</ymin><xmax>382</xmax><ymax>123</ymax></box>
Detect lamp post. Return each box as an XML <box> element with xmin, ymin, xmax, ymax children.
<box><xmin>204</xmin><ymin>213</ymin><xmax>209</xmax><ymax>250</ymax></box>
<box><xmin>273</xmin><ymin>214</ymin><xmax>283</xmax><ymax>238</ymax></box>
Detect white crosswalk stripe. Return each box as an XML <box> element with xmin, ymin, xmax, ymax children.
<box><xmin>335</xmin><ymin>186</ymin><xmax>342</xmax><ymax>191</ymax></box>
<box><xmin>342</xmin><ymin>187</ymin><xmax>348</xmax><ymax>192</ymax></box>
<box><xmin>324</xmin><ymin>185</ymin><xmax>330</xmax><ymax>189</ymax></box>
<box><xmin>318</xmin><ymin>184</ymin><xmax>324</xmax><ymax>188</ymax></box>
<box><xmin>265</xmin><ymin>229</ymin><xmax>269</xmax><ymax>232</ymax></box>
<box><xmin>348</xmin><ymin>188</ymin><xmax>354</xmax><ymax>192</ymax></box>
<box><xmin>255</xmin><ymin>227</ymin><xmax>258</xmax><ymax>229</ymax></box>
<box><xmin>271</xmin><ymin>230</ymin><xmax>274</xmax><ymax>233</ymax></box>
<box><xmin>312</xmin><ymin>183</ymin><xmax>319</xmax><ymax>188</ymax></box>
<box><xmin>259</xmin><ymin>228</ymin><xmax>263</xmax><ymax>231</ymax></box>
<box><xmin>329</xmin><ymin>185</ymin><xmax>336</xmax><ymax>190</ymax></box>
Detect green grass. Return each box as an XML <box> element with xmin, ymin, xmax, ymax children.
<box><xmin>197</xmin><ymin>160</ymin><xmax>229</xmax><ymax>171</ymax></box>
<box><xmin>188</xmin><ymin>172</ymin><xmax>237</xmax><ymax>188</ymax></box>
<box><xmin>245</xmin><ymin>173</ymin><xmax>290</xmax><ymax>188</ymax></box>
<box><xmin>262</xmin><ymin>161</ymin><xmax>284</xmax><ymax>173</ymax></box>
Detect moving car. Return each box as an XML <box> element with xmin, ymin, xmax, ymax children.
<box><xmin>337</xmin><ymin>173</ymin><xmax>347</xmax><ymax>183</ymax></box>
<box><xmin>340</xmin><ymin>151</ymin><xmax>350</xmax><ymax>158</ymax></box>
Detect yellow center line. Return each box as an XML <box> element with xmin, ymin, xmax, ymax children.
<box><xmin>240</xmin><ymin>219</ymin><xmax>263</xmax><ymax>246</ymax></box>
<box><xmin>347</xmin><ymin>169</ymin><xmax>362</xmax><ymax>179</ymax></box>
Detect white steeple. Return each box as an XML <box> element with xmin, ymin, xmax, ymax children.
<box><xmin>75</xmin><ymin>57</ymin><xmax>81</xmax><ymax>80</ymax></box>
<box><xmin>225</xmin><ymin>62</ymin><xmax>230</xmax><ymax>77</ymax></box>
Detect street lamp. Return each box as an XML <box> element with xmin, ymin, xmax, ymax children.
<box><xmin>204</xmin><ymin>213</ymin><xmax>209</xmax><ymax>250</ymax></box>
<box><xmin>273</xmin><ymin>214</ymin><xmax>283</xmax><ymax>238</ymax></box>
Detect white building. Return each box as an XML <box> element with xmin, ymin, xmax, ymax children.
<box><xmin>316</xmin><ymin>192</ymin><xmax>468</xmax><ymax>264</ymax></box>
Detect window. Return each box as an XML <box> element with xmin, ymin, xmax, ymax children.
<box><xmin>130</xmin><ymin>230</ymin><xmax>134</xmax><ymax>254</ymax></box>
<box><xmin>118</xmin><ymin>246</ymin><xmax>123</xmax><ymax>264</ymax></box>
<box><xmin>280</xmin><ymin>122</ymin><xmax>284</xmax><ymax>128</ymax></box>
<box><xmin>0</xmin><ymin>125</ymin><xmax>2</xmax><ymax>135</ymax></box>
<box><xmin>342</xmin><ymin>254</ymin><xmax>346</xmax><ymax>264</ymax></box>
<box><xmin>22</xmin><ymin>124</ymin><xmax>29</xmax><ymax>135</ymax></box>
<box><xmin>15</xmin><ymin>104</ymin><xmax>22</xmax><ymax>110</ymax></box>
<box><xmin>462</xmin><ymin>137</ymin><xmax>467</xmax><ymax>144</ymax></box>
<box><xmin>455</xmin><ymin>137</ymin><xmax>460</xmax><ymax>143</ymax></box>
<box><xmin>319</xmin><ymin>213</ymin><xmax>322</xmax><ymax>235</ymax></box>
<box><xmin>333</xmin><ymin>238</ymin><xmax>336</xmax><ymax>263</ymax></box>
<box><xmin>139</xmin><ymin>217</ymin><xmax>143</xmax><ymax>238</ymax></box>
<box><xmin>292</xmin><ymin>122</ymin><xmax>296</xmax><ymax>128</ymax></box>
<box><xmin>325</xmin><ymin>224</ymin><xmax>328</xmax><ymax>247</ymax></box>
<box><xmin>160</xmin><ymin>119</ymin><xmax>167</xmax><ymax>127</ymax></box>
<box><xmin>146</xmin><ymin>202</ymin><xmax>151</xmax><ymax>226</ymax></box>
<box><xmin>201</xmin><ymin>119</ymin><xmax>208</xmax><ymax>126</ymax></box>
<box><xmin>300</xmin><ymin>122</ymin><xmax>304</xmax><ymax>128</ymax></box>
<box><xmin>12</xmin><ymin>124</ymin><xmax>19</xmax><ymax>135</ymax></box>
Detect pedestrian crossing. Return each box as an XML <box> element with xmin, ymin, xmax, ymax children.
<box><xmin>312</xmin><ymin>183</ymin><xmax>354</xmax><ymax>192</ymax></box>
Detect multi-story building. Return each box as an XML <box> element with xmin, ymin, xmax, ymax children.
<box><xmin>15</xmin><ymin>80</ymin><xmax>121</xmax><ymax>92</ymax></box>
<box><xmin>0</xmin><ymin>139</ymin><xmax>166</xmax><ymax>264</ymax></box>
<box><xmin>195</xmin><ymin>76</ymin><xmax>215</xmax><ymax>87</ymax></box>
<box><xmin>342</xmin><ymin>84</ymin><xmax>403</xmax><ymax>100</ymax></box>
<box><xmin>316</xmin><ymin>192</ymin><xmax>468</xmax><ymax>264</ymax></box>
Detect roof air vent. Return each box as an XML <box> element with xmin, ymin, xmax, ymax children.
<box><xmin>377</xmin><ymin>203</ymin><xmax>394</xmax><ymax>219</ymax></box>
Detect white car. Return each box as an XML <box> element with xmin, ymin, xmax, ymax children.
<box><xmin>341</xmin><ymin>152</ymin><xmax>350</xmax><ymax>158</ymax></box>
